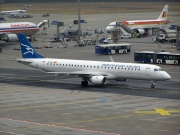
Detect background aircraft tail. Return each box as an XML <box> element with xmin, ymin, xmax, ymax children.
<box><xmin>157</xmin><ymin>5</ymin><xmax>168</xmax><ymax>20</ymax></box>
<box><xmin>18</xmin><ymin>33</ymin><xmax>44</xmax><ymax>59</ymax></box>
<box><xmin>23</xmin><ymin>5</ymin><xmax>29</xmax><ymax>11</ymax></box>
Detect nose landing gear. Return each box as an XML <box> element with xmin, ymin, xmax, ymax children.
<box><xmin>151</xmin><ymin>81</ymin><xmax>155</xmax><ymax>89</ymax></box>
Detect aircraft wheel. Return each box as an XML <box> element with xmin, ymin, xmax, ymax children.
<box><xmin>151</xmin><ymin>82</ymin><xmax>155</xmax><ymax>89</ymax></box>
<box><xmin>81</xmin><ymin>80</ymin><xmax>88</xmax><ymax>87</ymax></box>
<box><xmin>151</xmin><ymin>84</ymin><xmax>154</xmax><ymax>89</ymax></box>
<box><xmin>174</xmin><ymin>61</ymin><xmax>177</xmax><ymax>65</ymax></box>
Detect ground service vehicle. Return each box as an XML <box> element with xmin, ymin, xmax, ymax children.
<box><xmin>134</xmin><ymin>51</ymin><xmax>180</xmax><ymax>65</ymax></box>
<box><xmin>96</xmin><ymin>43</ymin><xmax>131</xmax><ymax>55</ymax></box>
<box><xmin>120</xmin><ymin>34</ymin><xmax>131</xmax><ymax>39</ymax></box>
<box><xmin>103</xmin><ymin>37</ymin><xmax>112</xmax><ymax>44</ymax></box>
<box><xmin>99</xmin><ymin>37</ymin><xmax>106</xmax><ymax>43</ymax></box>
<box><xmin>155</xmin><ymin>32</ymin><xmax>177</xmax><ymax>43</ymax></box>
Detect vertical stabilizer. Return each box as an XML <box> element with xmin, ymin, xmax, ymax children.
<box><xmin>23</xmin><ymin>5</ymin><xmax>29</xmax><ymax>11</ymax></box>
<box><xmin>18</xmin><ymin>33</ymin><xmax>44</xmax><ymax>58</ymax></box>
<box><xmin>157</xmin><ymin>5</ymin><xmax>168</xmax><ymax>20</ymax></box>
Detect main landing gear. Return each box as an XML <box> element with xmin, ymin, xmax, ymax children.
<box><xmin>151</xmin><ymin>81</ymin><xmax>155</xmax><ymax>89</ymax></box>
<box><xmin>81</xmin><ymin>80</ymin><xmax>88</xmax><ymax>87</ymax></box>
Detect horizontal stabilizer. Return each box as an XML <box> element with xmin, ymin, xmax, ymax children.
<box><xmin>16</xmin><ymin>58</ymin><xmax>32</xmax><ymax>64</ymax></box>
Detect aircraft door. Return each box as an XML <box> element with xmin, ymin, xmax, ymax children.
<box><xmin>41</xmin><ymin>61</ymin><xmax>45</xmax><ymax>70</ymax></box>
<box><xmin>145</xmin><ymin>68</ymin><xmax>150</xmax><ymax>76</ymax></box>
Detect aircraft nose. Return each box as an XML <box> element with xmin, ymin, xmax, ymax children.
<box><xmin>106</xmin><ymin>26</ymin><xmax>111</xmax><ymax>33</ymax></box>
<box><xmin>163</xmin><ymin>72</ymin><xmax>171</xmax><ymax>80</ymax></box>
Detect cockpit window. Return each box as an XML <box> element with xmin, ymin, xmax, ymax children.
<box><xmin>158</xmin><ymin>68</ymin><xmax>163</xmax><ymax>71</ymax></box>
<box><xmin>154</xmin><ymin>68</ymin><xmax>163</xmax><ymax>71</ymax></box>
<box><xmin>154</xmin><ymin>68</ymin><xmax>158</xmax><ymax>71</ymax></box>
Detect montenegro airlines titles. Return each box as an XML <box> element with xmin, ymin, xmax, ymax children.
<box><xmin>0</xmin><ymin>22</ymin><xmax>39</xmax><ymax>42</ymax></box>
<box><xmin>16</xmin><ymin>33</ymin><xmax>171</xmax><ymax>89</ymax></box>
<box><xmin>106</xmin><ymin>5</ymin><xmax>169</xmax><ymax>34</ymax></box>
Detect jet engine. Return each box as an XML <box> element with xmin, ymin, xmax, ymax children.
<box><xmin>90</xmin><ymin>76</ymin><xmax>107</xmax><ymax>85</ymax></box>
<box><xmin>2</xmin><ymin>34</ymin><xmax>18</xmax><ymax>42</ymax></box>
<box><xmin>136</xmin><ymin>29</ymin><xmax>145</xmax><ymax>34</ymax></box>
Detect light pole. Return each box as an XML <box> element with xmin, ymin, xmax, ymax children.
<box><xmin>78</xmin><ymin>0</ymin><xmax>81</xmax><ymax>37</ymax></box>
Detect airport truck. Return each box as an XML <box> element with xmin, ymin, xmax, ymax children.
<box><xmin>154</xmin><ymin>32</ymin><xmax>177</xmax><ymax>43</ymax></box>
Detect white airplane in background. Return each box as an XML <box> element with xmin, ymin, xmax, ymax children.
<box><xmin>106</xmin><ymin>5</ymin><xmax>170</xmax><ymax>34</ymax></box>
<box><xmin>0</xmin><ymin>5</ymin><xmax>29</xmax><ymax>15</ymax></box>
<box><xmin>16</xmin><ymin>33</ymin><xmax>171</xmax><ymax>89</ymax></box>
<box><xmin>0</xmin><ymin>22</ymin><xmax>40</xmax><ymax>42</ymax></box>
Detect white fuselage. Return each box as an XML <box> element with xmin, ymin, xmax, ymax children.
<box><xmin>0</xmin><ymin>9</ymin><xmax>26</xmax><ymax>15</ymax></box>
<box><xmin>106</xmin><ymin>19</ymin><xmax>168</xmax><ymax>33</ymax></box>
<box><xmin>21</xmin><ymin>58</ymin><xmax>171</xmax><ymax>81</ymax></box>
<box><xmin>0</xmin><ymin>22</ymin><xmax>40</xmax><ymax>36</ymax></box>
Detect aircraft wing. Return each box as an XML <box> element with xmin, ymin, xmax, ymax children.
<box><xmin>47</xmin><ymin>71</ymin><xmax>109</xmax><ymax>77</ymax></box>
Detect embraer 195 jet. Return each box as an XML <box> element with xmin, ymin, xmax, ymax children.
<box><xmin>106</xmin><ymin>5</ymin><xmax>170</xmax><ymax>34</ymax></box>
<box><xmin>16</xmin><ymin>34</ymin><xmax>171</xmax><ymax>88</ymax></box>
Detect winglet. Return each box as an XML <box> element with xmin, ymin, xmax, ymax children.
<box><xmin>157</xmin><ymin>5</ymin><xmax>168</xmax><ymax>21</ymax></box>
<box><xmin>18</xmin><ymin>33</ymin><xmax>44</xmax><ymax>58</ymax></box>
<box><xmin>110</xmin><ymin>56</ymin><xmax>114</xmax><ymax>62</ymax></box>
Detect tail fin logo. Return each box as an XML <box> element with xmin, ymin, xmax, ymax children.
<box><xmin>162</xmin><ymin>12</ymin><xmax>167</xmax><ymax>18</ymax></box>
<box><xmin>21</xmin><ymin>43</ymin><xmax>34</xmax><ymax>55</ymax></box>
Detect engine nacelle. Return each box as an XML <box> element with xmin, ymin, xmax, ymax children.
<box><xmin>3</xmin><ymin>34</ymin><xmax>18</xmax><ymax>42</ymax></box>
<box><xmin>90</xmin><ymin>76</ymin><xmax>107</xmax><ymax>85</ymax></box>
<box><xmin>136</xmin><ymin>29</ymin><xmax>145</xmax><ymax>34</ymax></box>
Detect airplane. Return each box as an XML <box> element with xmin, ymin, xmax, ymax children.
<box><xmin>0</xmin><ymin>22</ymin><xmax>40</xmax><ymax>42</ymax></box>
<box><xmin>0</xmin><ymin>5</ymin><xmax>29</xmax><ymax>15</ymax></box>
<box><xmin>106</xmin><ymin>5</ymin><xmax>170</xmax><ymax>34</ymax></box>
<box><xmin>16</xmin><ymin>33</ymin><xmax>171</xmax><ymax>89</ymax></box>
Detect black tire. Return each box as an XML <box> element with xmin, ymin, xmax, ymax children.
<box><xmin>81</xmin><ymin>81</ymin><xmax>88</xmax><ymax>87</ymax></box>
<box><xmin>151</xmin><ymin>84</ymin><xmax>155</xmax><ymax>89</ymax></box>
<box><xmin>174</xmin><ymin>61</ymin><xmax>177</xmax><ymax>65</ymax></box>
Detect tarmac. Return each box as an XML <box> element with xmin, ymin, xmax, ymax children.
<box><xmin>0</xmin><ymin>10</ymin><xmax>180</xmax><ymax>135</ymax></box>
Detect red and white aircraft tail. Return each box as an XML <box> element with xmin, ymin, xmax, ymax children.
<box><xmin>157</xmin><ymin>5</ymin><xmax>168</xmax><ymax>21</ymax></box>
